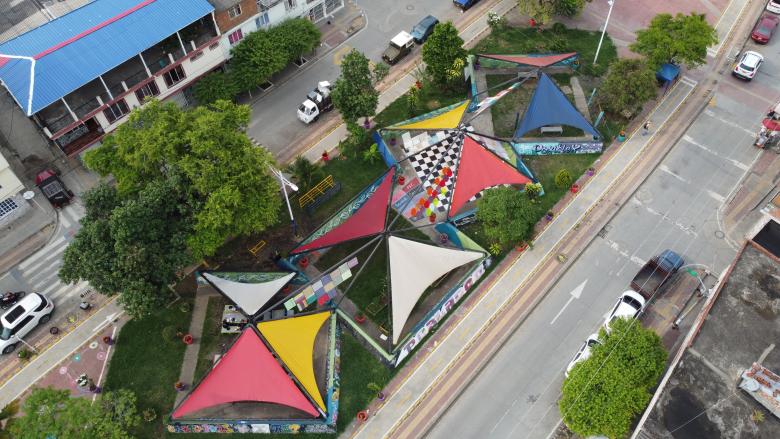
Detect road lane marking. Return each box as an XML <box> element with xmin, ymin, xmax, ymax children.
<box><xmin>703</xmin><ymin>109</ymin><xmax>754</xmax><ymax>135</ymax></box>
<box><xmin>682</xmin><ymin>135</ymin><xmax>750</xmax><ymax>170</ymax></box>
<box><xmin>549</xmin><ymin>280</ymin><xmax>587</xmax><ymax>325</ymax></box>
<box><xmin>658</xmin><ymin>164</ymin><xmax>689</xmax><ymax>184</ymax></box>
<box><xmin>706</xmin><ymin>189</ymin><xmax>726</xmax><ymax>204</ymax></box>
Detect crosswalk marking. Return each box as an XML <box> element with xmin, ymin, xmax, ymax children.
<box><xmin>680</xmin><ymin>75</ymin><xmax>698</xmax><ymax>87</ymax></box>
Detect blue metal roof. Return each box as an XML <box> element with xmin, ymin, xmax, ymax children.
<box><xmin>0</xmin><ymin>0</ymin><xmax>214</xmax><ymax>116</ymax></box>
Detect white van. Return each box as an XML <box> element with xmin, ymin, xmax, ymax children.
<box><xmin>0</xmin><ymin>293</ymin><xmax>54</xmax><ymax>354</ymax></box>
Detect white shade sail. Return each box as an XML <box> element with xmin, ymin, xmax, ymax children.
<box><xmin>202</xmin><ymin>272</ymin><xmax>296</xmax><ymax>315</ymax></box>
<box><xmin>389</xmin><ymin>236</ymin><xmax>483</xmax><ymax>343</ymax></box>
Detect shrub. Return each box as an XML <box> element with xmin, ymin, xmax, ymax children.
<box><xmin>555</xmin><ymin>169</ymin><xmax>572</xmax><ymax>189</ymax></box>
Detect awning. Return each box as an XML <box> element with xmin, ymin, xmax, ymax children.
<box><xmin>202</xmin><ymin>272</ymin><xmax>295</xmax><ymax>315</ymax></box>
<box><xmin>171</xmin><ymin>328</ymin><xmax>319</xmax><ymax>419</ymax></box>
<box><xmin>389</xmin><ymin>236</ymin><xmax>483</xmax><ymax>343</ymax></box>
<box><xmin>387</xmin><ymin>101</ymin><xmax>470</xmax><ymax>131</ymax></box>
<box><xmin>257</xmin><ymin>312</ymin><xmax>331</xmax><ymax>411</ymax></box>
<box><xmin>478</xmin><ymin>52</ymin><xmax>577</xmax><ymax>68</ymax></box>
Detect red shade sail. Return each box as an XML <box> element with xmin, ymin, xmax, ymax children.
<box><xmin>292</xmin><ymin>168</ymin><xmax>395</xmax><ymax>254</ymax></box>
<box><xmin>449</xmin><ymin>136</ymin><xmax>532</xmax><ymax>215</ymax></box>
<box><xmin>172</xmin><ymin>329</ymin><xmax>319</xmax><ymax>419</ymax></box>
<box><xmin>479</xmin><ymin>52</ymin><xmax>577</xmax><ymax>68</ymax></box>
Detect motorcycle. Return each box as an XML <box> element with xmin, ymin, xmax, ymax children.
<box><xmin>1</xmin><ymin>291</ymin><xmax>26</xmax><ymax>310</ymax></box>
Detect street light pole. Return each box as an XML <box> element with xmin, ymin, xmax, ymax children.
<box><xmin>593</xmin><ymin>0</ymin><xmax>615</xmax><ymax>65</ymax></box>
<box><xmin>269</xmin><ymin>166</ymin><xmax>299</xmax><ymax>237</ymax></box>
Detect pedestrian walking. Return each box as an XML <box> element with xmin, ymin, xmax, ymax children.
<box><xmin>642</xmin><ymin>120</ymin><xmax>651</xmax><ymax>136</ymax></box>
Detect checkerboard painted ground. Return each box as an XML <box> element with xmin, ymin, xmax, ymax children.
<box><xmin>407</xmin><ymin>132</ymin><xmax>461</xmax><ymax>212</ymax></box>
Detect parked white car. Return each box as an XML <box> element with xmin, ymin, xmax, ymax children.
<box><xmin>732</xmin><ymin>51</ymin><xmax>764</xmax><ymax>81</ymax></box>
<box><xmin>603</xmin><ymin>291</ymin><xmax>645</xmax><ymax>333</ymax></box>
<box><xmin>0</xmin><ymin>292</ymin><xmax>54</xmax><ymax>354</ymax></box>
<box><xmin>565</xmin><ymin>333</ymin><xmax>601</xmax><ymax>377</ymax></box>
<box><xmin>768</xmin><ymin>0</ymin><xmax>780</xmax><ymax>14</ymax></box>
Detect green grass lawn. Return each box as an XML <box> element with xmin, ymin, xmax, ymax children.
<box><xmin>472</xmin><ymin>24</ymin><xmax>617</xmax><ymax>77</ymax></box>
<box><xmin>523</xmin><ymin>153</ymin><xmax>600</xmax><ymax>216</ymax></box>
<box><xmin>102</xmin><ymin>298</ymin><xmax>194</xmax><ymax>438</ymax></box>
<box><xmin>192</xmin><ymin>296</ymin><xmax>234</xmax><ymax>384</ymax></box>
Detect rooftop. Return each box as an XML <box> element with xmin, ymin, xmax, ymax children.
<box><xmin>0</xmin><ymin>0</ymin><xmax>214</xmax><ymax>115</ymax></box>
<box><xmin>639</xmin><ymin>236</ymin><xmax>780</xmax><ymax>438</ymax></box>
<box><xmin>0</xmin><ymin>0</ymin><xmax>94</xmax><ymax>44</ymax></box>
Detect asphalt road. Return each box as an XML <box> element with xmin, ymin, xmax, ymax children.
<box><xmin>246</xmin><ymin>0</ymin><xmax>466</xmax><ymax>156</ymax></box>
<box><xmin>426</xmin><ymin>14</ymin><xmax>776</xmax><ymax>439</ymax></box>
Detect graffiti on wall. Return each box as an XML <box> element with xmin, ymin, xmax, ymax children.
<box><xmin>512</xmin><ymin>141</ymin><xmax>603</xmax><ymax>156</ymax></box>
<box><xmin>394</xmin><ymin>258</ymin><xmax>491</xmax><ymax>366</ymax></box>
<box><xmin>166</xmin><ymin>422</ymin><xmax>335</xmax><ymax>434</ymax></box>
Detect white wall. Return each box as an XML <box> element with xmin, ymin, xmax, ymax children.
<box><xmin>0</xmin><ymin>152</ymin><xmax>24</xmax><ymax>200</ymax></box>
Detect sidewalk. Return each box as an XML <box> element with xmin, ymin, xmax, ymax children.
<box><xmin>174</xmin><ymin>285</ymin><xmax>218</xmax><ymax>406</ymax></box>
<box><xmin>0</xmin><ymin>298</ymin><xmax>123</xmax><ymax>409</ymax></box>
<box><xmin>348</xmin><ymin>73</ymin><xmax>699</xmax><ymax>439</ymax></box>
<box><xmin>0</xmin><ymin>190</ymin><xmax>57</xmax><ymax>275</ymax></box>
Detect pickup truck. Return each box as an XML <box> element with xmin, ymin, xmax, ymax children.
<box><xmin>630</xmin><ymin>249</ymin><xmax>684</xmax><ymax>299</ymax></box>
<box><xmin>453</xmin><ymin>0</ymin><xmax>482</xmax><ymax>10</ymax></box>
<box><xmin>382</xmin><ymin>31</ymin><xmax>414</xmax><ymax>65</ymax></box>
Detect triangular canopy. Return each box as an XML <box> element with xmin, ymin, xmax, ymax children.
<box><xmin>292</xmin><ymin>168</ymin><xmax>395</xmax><ymax>254</ymax></box>
<box><xmin>202</xmin><ymin>272</ymin><xmax>295</xmax><ymax>315</ymax></box>
<box><xmin>389</xmin><ymin>236</ymin><xmax>483</xmax><ymax>343</ymax></box>
<box><xmin>513</xmin><ymin>73</ymin><xmax>599</xmax><ymax>139</ymax></box>
<box><xmin>387</xmin><ymin>101</ymin><xmax>469</xmax><ymax>131</ymax></box>
<box><xmin>172</xmin><ymin>329</ymin><xmax>319</xmax><ymax>419</ymax></box>
<box><xmin>257</xmin><ymin>312</ymin><xmax>331</xmax><ymax>411</ymax></box>
<box><xmin>449</xmin><ymin>136</ymin><xmax>532</xmax><ymax>215</ymax></box>
<box><xmin>479</xmin><ymin>52</ymin><xmax>577</xmax><ymax>68</ymax></box>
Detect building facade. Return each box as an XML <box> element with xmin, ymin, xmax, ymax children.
<box><xmin>0</xmin><ymin>152</ymin><xmax>26</xmax><ymax>223</ymax></box>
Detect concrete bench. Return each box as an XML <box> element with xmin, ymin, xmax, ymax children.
<box><xmin>540</xmin><ymin>125</ymin><xmax>563</xmax><ymax>134</ymax></box>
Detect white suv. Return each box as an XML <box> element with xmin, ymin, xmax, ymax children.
<box><xmin>565</xmin><ymin>333</ymin><xmax>601</xmax><ymax>377</ymax></box>
<box><xmin>0</xmin><ymin>293</ymin><xmax>54</xmax><ymax>354</ymax></box>
<box><xmin>733</xmin><ymin>51</ymin><xmax>764</xmax><ymax>81</ymax></box>
<box><xmin>603</xmin><ymin>291</ymin><xmax>645</xmax><ymax>333</ymax></box>
<box><xmin>768</xmin><ymin>0</ymin><xmax>780</xmax><ymax>14</ymax></box>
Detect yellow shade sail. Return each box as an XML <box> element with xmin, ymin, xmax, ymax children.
<box><xmin>390</xmin><ymin>101</ymin><xmax>469</xmax><ymax>130</ymax></box>
<box><xmin>257</xmin><ymin>312</ymin><xmax>331</xmax><ymax>411</ymax></box>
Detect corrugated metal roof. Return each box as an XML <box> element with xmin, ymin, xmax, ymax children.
<box><xmin>0</xmin><ymin>0</ymin><xmax>214</xmax><ymax>116</ymax></box>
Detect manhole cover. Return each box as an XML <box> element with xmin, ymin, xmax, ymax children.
<box><xmin>714</xmin><ymin>230</ymin><xmax>725</xmax><ymax>239</ymax></box>
<box><xmin>406</xmin><ymin>4</ymin><xmax>414</xmax><ymax>10</ymax></box>
<box><xmin>635</xmin><ymin>188</ymin><xmax>652</xmax><ymax>203</ymax></box>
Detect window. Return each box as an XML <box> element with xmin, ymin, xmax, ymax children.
<box><xmin>190</xmin><ymin>51</ymin><xmax>203</xmax><ymax>62</ymax></box>
<box><xmin>228</xmin><ymin>29</ymin><xmax>244</xmax><ymax>45</ymax></box>
<box><xmin>3</xmin><ymin>305</ymin><xmax>24</xmax><ymax>324</ymax></box>
<box><xmin>134</xmin><ymin>80</ymin><xmax>160</xmax><ymax>102</ymax></box>
<box><xmin>163</xmin><ymin>65</ymin><xmax>186</xmax><ymax>88</ymax></box>
<box><xmin>256</xmin><ymin>12</ymin><xmax>270</xmax><ymax>28</ymax></box>
<box><xmin>227</xmin><ymin>4</ymin><xmax>242</xmax><ymax>19</ymax></box>
<box><xmin>10</xmin><ymin>315</ymin><xmax>33</xmax><ymax>336</ymax></box>
<box><xmin>33</xmin><ymin>294</ymin><xmax>47</xmax><ymax>312</ymax></box>
<box><xmin>103</xmin><ymin>99</ymin><xmax>130</xmax><ymax>124</ymax></box>
<box><xmin>0</xmin><ymin>198</ymin><xmax>19</xmax><ymax>219</ymax></box>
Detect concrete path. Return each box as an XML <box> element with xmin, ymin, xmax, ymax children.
<box><xmin>174</xmin><ymin>287</ymin><xmax>215</xmax><ymax>406</ymax></box>
<box><xmin>570</xmin><ymin>77</ymin><xmax>591</xmax><ymax>120</ymax></box>
<box><xmin>0</xmin><ymin>297</ymin><xmax>122</xmax><ymax>409</ymax></box>
<box><xmin>348</xmin><ymin>69</ymin><xmax>698</xmax><ymax>439</ymax></box>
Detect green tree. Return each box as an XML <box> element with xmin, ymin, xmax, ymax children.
<box><xmin>230</xmin><ymin>29</ymin><xmax>288</xmax><ymax>92</ymax></box>
<box><xmin>555</xmin><ymin>169</ymin><xmax>572</xmax><ymax>189</ymax></box>
<box><xmin>597</xmin><ymin>59</ymin><xmax>657</xmax><ymax>116</ymax></box>
<box><xmin>630</xmin><ymin>13</ymin><xmax>718</xmax><ymax>69</ymax></box>
<box><xmin>524</xmin><ymin>182</ymin><xmax>543</xmax><ymax>201</ymax></box>
<box><xmin>476</xmin><ymin>186</ymin><xmax>538</xmax><ymax>249</ymax></box>
<box><xmin>84</xmin><ymin>100</ymin><xmax>281</xmax><ymax>259</ymax></box>
<box><xmin>373</xmin><ymin>62</ymin><xmax>390</xmax><ymax>84</ymax></box>
<box><xmin>274</xmin><ymin>18</ymin><xmax>321</xmax><ymax>63</ymax></box>
<box><xmin>560</xmin><ymin>318</ymin><xmax>667</xmax><ymax>438</ymax></box>
<box><xmin>332</xmin><ymin>49</ymin><xmax>379</xmax><ymax>124</ymax></box>
<box><xmin>9</xmin><ymin>387</ymin><xmax>140</xmax><ymax>439</ymax></box>
<box><xmin>422</xmin><ymin>21</ymin><xmax>467</xmax><ymax>86</ymax></box>
<box><xmin>0</xmin><ymin>401</ymin><xmax>19</xmax><ymax>438</ymax></box>
<box><xmin>288</xmin><ymin>156</ymin><xmax>325</xmax><ymax>193</ymax></box>
<box><xmin>194</xmin><ymin>71</ymin><xmax>238</xmax><ymax>105</ymax></box>
<box><xmin>406</xmin><ymin>85</ymin><xmax>420</xmax><ymax>116</ymax></box>
<box><xmin>519</xmin><ymin>0</ymin><xmax>589</xmax><ymax>23</ymax></box>
<box><xmin>60</xmin><ymin>178</ymin><xmax>195</xmax><ymax>316</ymax></box>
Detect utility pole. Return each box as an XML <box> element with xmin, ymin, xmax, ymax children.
<box><xmin>593</xmin><ymin>0</ymin><xmax>615</xmax><ymax>65</ymax></box>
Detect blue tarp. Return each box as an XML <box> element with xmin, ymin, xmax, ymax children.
<box><xmin>0</xmin><ymin>0</ymin><xmax>214</xmax><ymax>115</ymax></box>
<box><xmin>656</xmin><ymin>63</ymin><xmax>680</xmax><ymax>83</ymax></box>
<box><xmin>513</xmin><ymin>73</ymin><xmax>599</xmax><ymax>140</ymax></box>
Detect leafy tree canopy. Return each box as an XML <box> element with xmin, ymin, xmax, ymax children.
<box><xmin>273</xmin><ymin>18</ymin><xmax>321</xmax><ymax>63</ymax></box>
<box><xmin>84</xmin><ymin>99</ymin><xmax>281</xmax><ymax>259</ymax></box>
<box><xmin>630</xmin><ymin>13</ymin><xmax>717</xmax><ymax>69</ymax></box>
<box><xmin>230</xmin><ymin>28</ymin><xmax>288</xmax><ymax>92</ymax></box>
<box><xmin>331</xmin><ymin>49</ymin><xmax>379</xmax><ymax>123</ymax></box>
<box><xmin>194</xmin><ymin>71</ymin><xmax>239</xmax><ymax>105</ymax></box>
<box><xmin>560</xmin><ymin>318</ymin><xmax>667</xmax><ymax>438</ymax></box>
<box><xmin>9</xmin><ymin>387</ymin><xmax>140</xmax><ymax>439</ymax></box>
<box><xmin>598</xmin><ymin>59</ymin><xmax>657</xmax><ymax>116</ymax></box>
<box><xmin>519</xmin><ymin>0</ymin><xmax>590</xmax><ymax>23</ymax></box>
<box><xmin>476</xmin><ymin>186</ymin><xmax>538</xmax><ymax>248</ymax></box>
<box><xmin>422</xmin><ymin>21</ymin><xmax>467</xmax><ymax>86</ymax></box>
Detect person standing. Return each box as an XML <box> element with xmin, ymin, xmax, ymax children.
<box><xmin>642</xmin><ymin>120</ymin><xmax>651</xmax><ymax>136</ymax></box>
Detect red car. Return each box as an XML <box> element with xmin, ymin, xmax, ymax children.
<box><xmin>752</xmin><ymin>15</ymin><xmax>780</xmax><ymax>43</ymax></box>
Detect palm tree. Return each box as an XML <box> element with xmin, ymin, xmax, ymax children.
<box><xmin>287</xmin><ymin>156</ymin><xmax>325</xmax><ymax>193</ymax></box>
